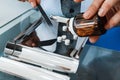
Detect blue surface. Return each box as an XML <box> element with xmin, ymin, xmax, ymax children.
<box><xmin>87</xmin><ymin>26</ymin><xmax>120</xmax><ymax>51</ymax></box>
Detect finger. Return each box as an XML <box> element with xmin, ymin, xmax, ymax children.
<box><xmin>37</xmin><ymin>0</ymin><xmax>40</xmax><ymax>4</ymax></box>
<box><xmin>74</xmin><ymin>0</ymin><xmax>83</xmax><ymax>3</ymax></box>
<box><xmin>83</xmin><ymin>0</ymin><xmax>104</xmax><ymax>19</ymax></box>
<box><xmin>23</xmin><ymin>40</ymin><xmax>33</xmax><ymax>47</ymax></box>
<box><xmin>18</xmin><ymin>0</ymin><xmax>26</xmax><ymax>2</ymax></box>
<box><xmin>105</xmin><ymin>10</ymin><xmax>120</xmax><ymax>29</ymax></box>
<box><xmin>98</xmin><ymin>0</ymin><xmax>118</xmax><ymax>17</ymax></box>
<box><xmin>89</xmin><ymin>36</ymin><xmax>99</xmax><ymax>43</ymax></box>
<box><xmin>32</xmin><ymin>43</ymin><xmax>36</xmax><ymax>47</ymax></box>
<box><xmin>28</xmin><ymin>0</ymin><xmax>37</xmax><ymax>7</ymax></box>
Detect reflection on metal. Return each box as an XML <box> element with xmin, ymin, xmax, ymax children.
<box><xmin>0</xmin><ymin>57</ymin><xmax>70</xmax><ymax>80</ymax></box>
<box><xmin>4</xmin><ymin>42</ymin><xmax>79</xmax><ymax>73</ymax></box>
<box><xmin>50</xmin><ymin>16</ymin><xmax>69</xmax><ymax>24</ymax></box>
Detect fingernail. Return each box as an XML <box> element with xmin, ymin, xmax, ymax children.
<box><xmin>89</xmin><ymin>36</ymin><xmax>99</xmax><ymax>43</ymax></box>
<box><xmin>74</xmin><ymin>0</ymin><xmax>84</xmax><ymax>3</ymax></box>
<box><xmin>30</xmin><ymin>2</ymin><xmax>35</xmax><ymax>7</ymax></box>
<box><xmin>105</xmin><ymin>23</ymin><xmax>115</xmax><ymax>29</ymax></box>
<box><xmin>109</xmin><ymin>24</ymin><xmax>114</xmax><ymax>29</ymax></box>
<box><xmin>83</xmin><ymin>11</ymin><xmax>91</xmax><ymax>19</ymax></box>
<box><xmin>32</xmin><ymin>43</ymin><xmax>36</xmax><ymax>47</ymax></box>
<box><xmin>105</xmin><ymin>24</ymin><xmax>109</xmax><ymax>29</ymax></box>
<box><xmin>98</xmin><ymin>8</ymin><xmax>105</xmax><ymax>17</ymax></box>
<box><xmin>89</xmin><ymin>38</ymin><xmax>96</xmax><ymax>43</ymax></box>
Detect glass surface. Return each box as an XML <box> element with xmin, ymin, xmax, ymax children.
<box><xmin>0</xmin><ymin>8</ymin><xmax>41</xmax><ymax>80</ymax></box>
<box><xmin>0</xmin><ymin>71</ymin><xmax>25</xmax><ymax>80</ymax></box>
<box><xmin>74</xmin><ymin>14</ymin><xmax>106</xmax><ymax>37</ymax></box>
<box><xmin>0</xmin><ymin>9</ymin><xmax>41</xmax><ymax>28</ymax></box>
<box><xmin>0</xmin><ymin>8</ymin><xmax>41</xmax><ymax>52</ymax></box>
<box><xmin>0</xmin><ymin>0</ymin><xmax>32</xmax><ymax>28</ymax></box>
<box><xmin>75</xmin><ymin>45</ymin><xmax>120</xmax><ymax>80</ymax></box>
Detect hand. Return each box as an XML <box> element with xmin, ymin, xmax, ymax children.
<box><xmin>19</xmin><ymin>0</ymin><xmax>40</xmax><ymax>7</ymax></box>
<box><xmin>22</xmin><ymin>31</ymin><xmax>40</xmax><ymax>47</ymax></box>
<box><xmin>74</xmin><ymin>0</ymin><xmax>84</xmax><ymax>3</ymax></box>
<box><xmin>74</xmin><ymin>0</ymin><xmax>120</xmax><ymax>43</ymax></box>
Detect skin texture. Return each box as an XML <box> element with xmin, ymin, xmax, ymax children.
<box><xmin>74</xmin><ymin>0</ymin><xmax>120</xmax><ymax>43</ymax></box>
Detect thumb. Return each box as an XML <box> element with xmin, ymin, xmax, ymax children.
<box><xmin>89</xmin><ymin>36</ymin><xmax>99</xmax><ymax>43</ymax></box>
<box><xmin>74</xmin><ymin>0</ymin><xmax>83</xmax><ymax>3</ymax></box>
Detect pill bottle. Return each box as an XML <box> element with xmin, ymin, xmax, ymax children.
<box><xmin>68</xmin><ymin>13</ymin><xmax>107</xmax><ymax>37</ymax></box>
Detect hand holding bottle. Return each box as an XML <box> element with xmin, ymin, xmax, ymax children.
<box><xmin>74</xmin><ymin>0</ymin><xmax>120</xmax><ymax>43</ymax></box>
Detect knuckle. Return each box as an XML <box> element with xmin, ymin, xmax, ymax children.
<box><xmin>102</xmin><ymin>2</ymin><xmax>111</xmax><ymax>10</ymax></box>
